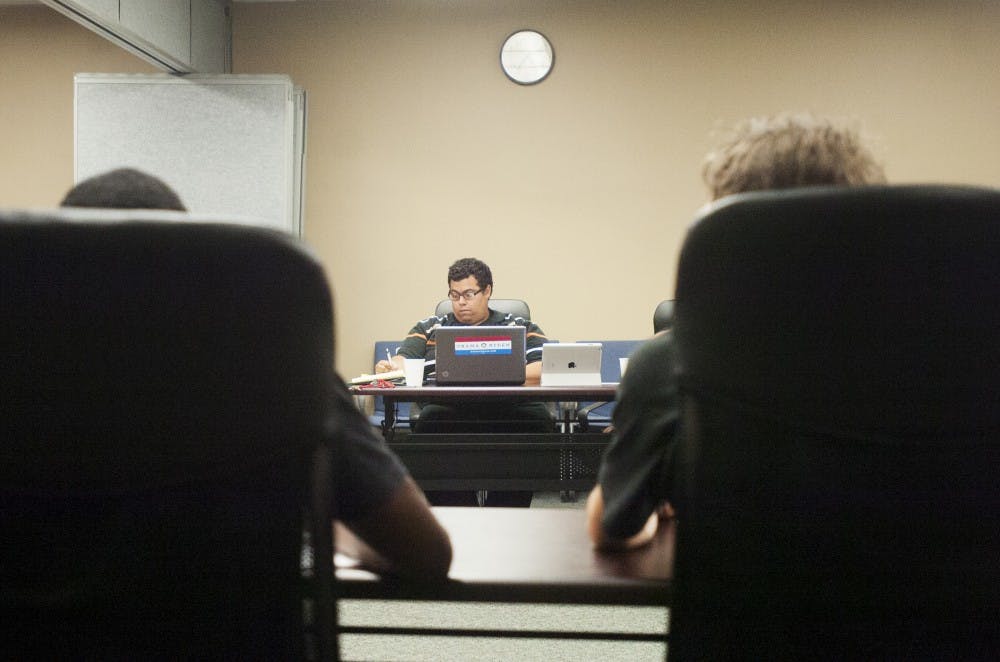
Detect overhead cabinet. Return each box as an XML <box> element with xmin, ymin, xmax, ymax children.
<box><xmin>41</xmin><ymin>0</ymin><xmax>230</xmax><ymax>73</ymax></box>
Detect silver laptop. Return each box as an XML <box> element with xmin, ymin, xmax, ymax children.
<box><xmin>540</xmin><ymin>342</ymin><xmax>603</xmax><ymax>386</ymax></box>
<box><xmin>434</xmin><ymin>325</ymin><xmax>527</xmax><ymax>385</ymax></box>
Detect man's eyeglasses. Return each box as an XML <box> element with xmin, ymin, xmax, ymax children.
<box><xmin>447</xmin><ymin>288</ymin><xmax>483</xmax><ymax>302</ymax></box>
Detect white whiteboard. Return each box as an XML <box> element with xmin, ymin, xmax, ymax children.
<box><xmin>74</xmin><ymin>73</ymin><xmax>305</xmax><ymax>235</ymax></box>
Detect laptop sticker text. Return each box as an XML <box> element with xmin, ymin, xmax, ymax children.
<box><xmin>455</xmin><ymin>336</ymin><xmax>513</xmax><ymax>355</ymax></box>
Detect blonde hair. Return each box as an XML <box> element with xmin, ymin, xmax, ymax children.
<box><xmin>702</xmin><ymin>113</ymin><xmax>886</xmax><ymax>201</ymax></box>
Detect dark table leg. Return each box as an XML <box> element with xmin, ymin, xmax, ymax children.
<box><xmin>381</xmin><ymin>397</ymin><xmax>397</xmax><ymax>441</ymax></box>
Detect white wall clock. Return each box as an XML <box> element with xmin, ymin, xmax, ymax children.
<box><xmin>500</xmin><ymin>30</ymin><xmax>554</xmax><ymax>85</ymax></box>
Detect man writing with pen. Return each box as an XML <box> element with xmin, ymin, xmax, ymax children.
<box><xmin>375</xmin><ymin>257</ymin><xmax>552</xmax><ymax>507</ymax></box>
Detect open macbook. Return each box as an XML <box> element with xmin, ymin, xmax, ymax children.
<box><xmin>540</xmin><ymin>342</ymin><xmax>603</xmax><ymax>386</ymax></box>
<box><xmin>434</xmin><ymin>325</ymin><xmax>527</xmax><ymax>385</ymax></box>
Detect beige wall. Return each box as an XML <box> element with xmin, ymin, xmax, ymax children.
<box><xmin>4</xmin><ymin>1</ymin><xmax>1000</xmax><ymax>379</ymax></box>
<box><xmin>0</xmin><ymin>7</ymin><xmax>156</xmax><ymax>205</ymax></box>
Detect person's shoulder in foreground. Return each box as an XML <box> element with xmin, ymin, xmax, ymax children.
<box><xmin>587</xmin><ymin>111</ymin><xmax>886</xmax><ymax>550</ymax></box>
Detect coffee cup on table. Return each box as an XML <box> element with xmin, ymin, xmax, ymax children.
<box><xmin>404</xmin><ymin>358</ymin><xmax>425</xmax><ymax>387</ymax></box>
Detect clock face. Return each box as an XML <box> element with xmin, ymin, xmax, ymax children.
<box><xmin>500</xmin><ymin>30</ymin><xmax>554</xmax><ymax>85</ymax></box>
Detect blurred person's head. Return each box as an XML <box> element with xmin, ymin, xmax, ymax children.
<box><xmin>61</xmin><ymin>168</ymin><xmax>186</xmax><ymax>211</ymax></box>
<box><xmin>702</xmin><ymin>112</ymin><xmax>886</xmax><ymax>201</ymax></box>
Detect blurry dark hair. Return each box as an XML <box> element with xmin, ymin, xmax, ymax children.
<box><xmin>61</xmin><ymin>168</ymin><xmax>186</xmax><ymax>211</ymax></box>
<box><xmin>703</xmin><ymin>112</ymin><xmax>886</xmax><ymax>201</ymax></box>
<box><xmin>447</xmin><ymin>258</ymin><xmax>493</xmax><ymax>290</ymax></box>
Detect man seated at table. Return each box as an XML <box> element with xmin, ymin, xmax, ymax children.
<box><xmin>587</xmin><ymin>112</ymin><xmax>887</xmax><ymax>549</ymax></box>
<box><xmin>375</xmin><ymin>257</ymin><xmax>552</xmax><ymax>507</ymax></box>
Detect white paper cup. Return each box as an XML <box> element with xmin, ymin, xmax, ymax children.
<box><xmin>404</xmin><ymin>358</ymin><xmax>425</xmax><ymax>387</ymax></box>
<box><xmin>619</xmin><ymin>357</ymin><xmax>629</xmax><ymax>379</ymax></box>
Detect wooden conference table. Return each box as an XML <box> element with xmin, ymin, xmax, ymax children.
<box><xmin>336</xmin><ymin>506</ymin><xmax>674</xmax><ymax>642</ymax></box>
<box><xmin>352</xmin><ymin>384</ymin><xmax>621</xmax><ymax>493</ymax></box>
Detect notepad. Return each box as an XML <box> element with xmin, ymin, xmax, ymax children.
<box><xmin>350</xmin><ymin>369</ymin><xmax>404</xmax><ymax>384</ymax></box>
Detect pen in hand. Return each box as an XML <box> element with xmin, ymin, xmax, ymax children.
<box><xmin>376</xmin><ymin>348</ymin><xmax>393</xmax><ymax>373</ymax></box>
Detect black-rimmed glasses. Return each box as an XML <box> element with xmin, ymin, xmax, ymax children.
<box><xmin>447</xmin><ymin>288</ymin><xmax>483</xmax><ymax>302</ymax></box>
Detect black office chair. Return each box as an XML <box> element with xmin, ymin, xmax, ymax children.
<box><xmin>1</xmin><ymin>209</ymin><xmax>338</xmax><ymax>660</ymax></box>
<box><xmin>669</xmin><ymin>185</ymin><xmax>1000</xmax><ymax>660</ymax></box>
<box><xmin>435</xmin><ymin>297</ymin><xmax>531</xmax><ymax>320</ymax></box>
<box><xmin>652</xmin><ymin>298</ymin><xmax>673</xmax><ymax>334</ymax></box>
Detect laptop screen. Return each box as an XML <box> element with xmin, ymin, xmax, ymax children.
<box><xmin>434</xmin><ymin>325</ymin><xmax>527</xmax><ymax>385</ymax></box>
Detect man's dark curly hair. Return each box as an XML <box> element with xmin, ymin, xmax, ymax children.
<box><xmin>61</xmin><ymin>168</ymin><xmax>186</xmax><ymax>211</ymax></box>
<box><xmin>447</xmin><ymin>257</ymin><xmax>493</xmax><ymax>290</ymax></box>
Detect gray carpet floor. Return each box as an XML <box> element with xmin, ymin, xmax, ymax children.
<box><xmin>338</xmin><ymin>492</ymin><xmax>669</xmax><ymax>662</ymax></box>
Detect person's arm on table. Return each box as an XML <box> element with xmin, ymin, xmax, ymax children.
<box><xmin>332</xmin><ymin>379</ymin><xmax>451</xmax><ymax>579</ymax></box>
<box><xmin>524</xmin><ymin>359</ymin><xmax>542</xmax><ymax>386</ymax></box>
<box><xmin>585</xmin><ymin>333</ymin><xmax>679</xmax><ymax>551</ymax></box>
<box><xmin>587</xmin><ymin>485</ymin><xmax>659</xmax><ymax>550</ymax></box>
<box><xmin>337</xmin><ymin>476</ymin><xmax>451</xmax><ymax>580</ymax></box>
<box><xmin>523</xmin><ymin>320</ymin><xmax>547</xmax><ymax>386</ymax></box>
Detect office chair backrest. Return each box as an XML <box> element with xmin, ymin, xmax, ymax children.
<box><xmin>0</xmin><ymin>209</ymin><xmax>337</xmax><ymax>660</ymax></box>
<box><xmin>669</xmin><ymin>185</ymin><xmax>1000</xmax><ymax>660</ymax></box>
<box><xmin>652</xmin><ymin>299</ymin><xmax>673</xmax><ymax>334</ymax></box>
<box><xmin>435</xmin><ymin>297</ymin><xmax>530</xmax><ymax>320</ymax></box>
